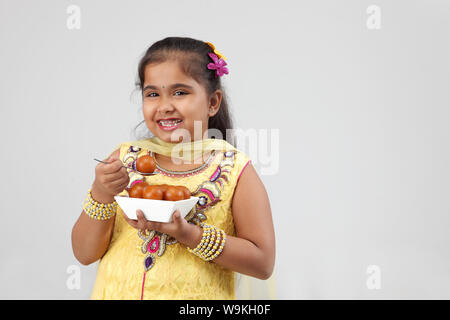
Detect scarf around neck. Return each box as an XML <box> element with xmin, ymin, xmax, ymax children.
<box><xmin>114</xmin><ymin>136</ymin><xmax>238</xmax><ymax>162</ymax></box>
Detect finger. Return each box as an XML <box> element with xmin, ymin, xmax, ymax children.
<box><xmin>104</xmin><ymin>169</ymin><xmax>129</xmax><ymax>183</ymax></box>
<box><xmin>152</xmin><ymin>221</ymin><xmax>162</xmax><ymax>229</ymax></box>
<box><xmin>122</xmin><ymin>211</ymin><xmax>138</xmax><ymax>228</ymax></box>
<box><xmin>146</xmin><ymin>220</ymin><xmax>162</xmax><ymax>233</ymax></box>
<box><xmin>109</xmin><ymin>174</ymin><xmax>130</xmax><ymax>189</ymax></box>
<box><xmin>105</xmin><ymin>162</ymin><xmax>124</xmax><ymax>175</ymax></box>
<box><xmin>136</xmin><ymin>210</ymin><xmax>148</xmax><ymax>231</ymax></box>
<box><xmin>172</xmin><ymin>210</ymin><xmax>181</xmax><ymax>223</ymax></box>
<box><xmin>103</xmin><ymin>159</ymin><xmax>125</xmax><ymax>174</ymax></box>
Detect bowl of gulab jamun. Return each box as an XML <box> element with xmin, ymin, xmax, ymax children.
<box><xmin>114</xmin><ymin>182</ymin><xmax>199</xmax><ymax>223</ymax></box>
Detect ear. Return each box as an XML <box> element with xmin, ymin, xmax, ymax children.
<box><xmin>208</xmin><ymin>89</ymin><xmax>222</xmax><ymax>117</ymax></box>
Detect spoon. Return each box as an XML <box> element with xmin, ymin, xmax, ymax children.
<box><xmin>93</xmin><ymin>158</ymin><xmax>158</xmax><ymax>176</ymax></box>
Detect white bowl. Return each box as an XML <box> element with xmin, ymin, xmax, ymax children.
<box><xmin>114</xmin><ymin>196</ymin><xmax>199</xmax><ymax>223</ymax></box>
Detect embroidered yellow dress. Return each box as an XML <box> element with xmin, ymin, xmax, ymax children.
<box><xmin>90</xmin><ymin>142</ymin><xmax>251</xmax><ymax>300</ymax></box>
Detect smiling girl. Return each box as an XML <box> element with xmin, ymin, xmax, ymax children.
<box><xmin>71</xmin><ymin>37</ymin><xmax>275</xmax><ymax>300</ymax></box>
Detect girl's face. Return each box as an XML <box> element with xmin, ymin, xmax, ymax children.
<box><xmin>142</xmin><ymin>60</ymin><xmax>221</xmax><ymax>143</ymax></box>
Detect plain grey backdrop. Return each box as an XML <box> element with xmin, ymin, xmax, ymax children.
<box><xmin>1</xmin><ymin>0</ymin><xmax>449</xmax><ymax>299</ymax></box>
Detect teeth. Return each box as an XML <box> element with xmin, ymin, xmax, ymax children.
<box><xmin>159</xmin><ymin>120</ymin><xmax>181</xmax><ymax>126</ymax></box>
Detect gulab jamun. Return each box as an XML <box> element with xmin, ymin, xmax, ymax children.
<box><xmin>164</xmin><ymin>186</ymin><xmax>185</xmax><ymax>201</ymax></box>
<box><xmin>128</xmin><ymin>181</ymin><xmax>149</xmax><ymax>198</ymax></box>
<box><xmin>143</xmin><ymin>185</ymin><xmax>164</xmax><ymax>200</ymax></box>
<box><xmin>178</xmin><ymin>186</ymin><xmax>191</xmax><ymax>200</ymax></box>
<box><xmin>159</xmin><ymin>184</ymin><xmax>169</xmax><ymax>193</ymax></box>
<box><xmin>136</xmin><ymin>155</ymin><xmax>156</xmax><ymax>174</ymax></box>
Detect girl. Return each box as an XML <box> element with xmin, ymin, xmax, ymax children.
<box><xmin>71</xmin><ymin>37</ymin><xmax>276</xmax><ymax>300</ymax></box>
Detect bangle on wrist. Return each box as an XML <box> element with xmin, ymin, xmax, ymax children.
<box><xmin>187</xmin><ymin>223</ymin><xmax>226</xmax><ymax>262</ymax></box>
<box><xmin>82</xmin><ymin>188</ymin><xmax>118</xmax><ymax>220</ymax></box>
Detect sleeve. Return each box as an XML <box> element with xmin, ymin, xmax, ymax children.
<box><xmin>221</xmin><ymin>149</ymin><xmax>252</xmax><ymax>204</ymax></box>
<box><xmin>235</xmin><ymin>150</ymin><xmax>252</xmax><ymax>185</ymax></box>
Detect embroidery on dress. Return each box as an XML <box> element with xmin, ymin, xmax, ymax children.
<box><xmin>119</xmin><ymin>145</ymin><xmax>238</xmax><ymax>299</ymax></box>
<box><xmin>187</xmin><ymin>150</ymin><xmax>236</xmax><ymax>225</ymax></box>
<box><xmin>121</xmin><ymin>146</ymin><xmax>179</xmax><ymax>261</ymax></box>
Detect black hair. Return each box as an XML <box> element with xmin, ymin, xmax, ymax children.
<box><xmin>132</xmin><ymin>36</ymin><xmax>236</xmax><ymax>146</ymax></box>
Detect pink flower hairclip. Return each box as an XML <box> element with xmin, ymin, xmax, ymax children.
<box><xmin>207</xmin><ymin>52</ymin><xmax>229</xmax><ymax>77</ymax></box>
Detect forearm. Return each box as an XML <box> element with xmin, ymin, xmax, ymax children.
<box><xmin>183</xmin><ymin>223</ymin><xmax>272</xmax><ymax>280</ymax></box>
<box><xmin>71</xmin><ymin>187</ymin><xmax>116</xmax><ymax>265</ymax></box>
<box><xmin>72</xmin><ymin>212</ymin><xmax>115</xmax><ymax>265</ymax></box>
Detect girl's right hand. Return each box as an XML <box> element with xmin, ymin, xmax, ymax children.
<box><xmin>91</xmin><ymin>150</ymin><xmax>130</xmax><ymax>202</ymax></box>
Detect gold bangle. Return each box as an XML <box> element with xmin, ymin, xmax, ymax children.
<box><xmin>197</xmin><ymin>227</ymin><xmax>218</xmax><ymax>257</ymax></box>
<box><xmin>82</xmin><ymin>188</ymin><xmax>118</xmax><ymax>220</ymax></box>
<box><xmin>187</xmin><ymin>223</ymin><xmax>226</xmax><ymax>262</ymax></box>
<box><xmin>203</xmin><ymin>229</ymin><xmax>222</xmax><ymax>260</ymax></box>
<box><xmin>188</xmin><ymin>224</ymin><xmax>213</xmax><ymax>256</ymax></box>
<box><xmin>207</xmin><ymin>230</ymin><xmax>226</xmax><ymax>261</ymax></box>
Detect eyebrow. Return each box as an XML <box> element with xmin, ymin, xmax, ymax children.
<box><xmin>142</xmin><ymin>83</ymin><xmax>194</xmax><ymax>92</ymax></box>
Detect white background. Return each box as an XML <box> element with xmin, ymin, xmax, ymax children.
<box><xmin>0</xmin><ymin>0</ymin><xmax>449</xmax><ymax>299</ymax></box>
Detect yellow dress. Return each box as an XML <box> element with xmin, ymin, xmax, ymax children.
<box><xmin>90</xmin><ymin>142</ymin><xmax>252</xmax><ymax>300</ymax></box>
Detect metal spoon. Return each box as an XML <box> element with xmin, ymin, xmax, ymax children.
<box><xmin>93</xmin><ymin>158</ymin><xmax>158</xmax><ymax>176</ymax></box>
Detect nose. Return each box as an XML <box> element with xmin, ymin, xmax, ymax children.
<box><xmin>157</xmin><ymin>95</ymin><xmax>176</xmax><ymax>115</ymax></box>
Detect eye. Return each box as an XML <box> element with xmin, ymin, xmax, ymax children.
<box><xmin>145</xmin><ymin>91</ymin><xmax>188</xmax><ymax>98</ymax></box>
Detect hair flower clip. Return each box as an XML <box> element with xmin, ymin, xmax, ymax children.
<box><xmin>207</xmin><ymin>52</ymin><xmax>229</xmax><ymax>77</ymax></box>
<box><xmin>205</xmin><ymin>41</ymin><xmax>226</xmax><ymax>60</ymax></box>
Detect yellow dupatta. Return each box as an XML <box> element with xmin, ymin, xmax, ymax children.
<box><xmin>114</xmin><ymin>136</ymin><xmax>238</xmax><ymax>162</ymax></box>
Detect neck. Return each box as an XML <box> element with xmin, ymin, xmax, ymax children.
<box><xmin>154</xmin><ymin>149</ymin><xmax>213</xmax><ymax>165</ymax></box>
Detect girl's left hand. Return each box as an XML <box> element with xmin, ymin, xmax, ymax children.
<box><xmin>122</xmin><ymin>209</ymin><xmax>191</xmax><ymax>244</ymax></box>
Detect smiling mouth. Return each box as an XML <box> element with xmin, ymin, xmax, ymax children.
<box><xmin>158</xmin><ymin>119</ymin><xmax>182</xmax><ymax>126</ymax></box>
<box><xmin>157</xmin><ymin>119</ymin><xmax>183</xmax><ymax>130</ymax></box>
